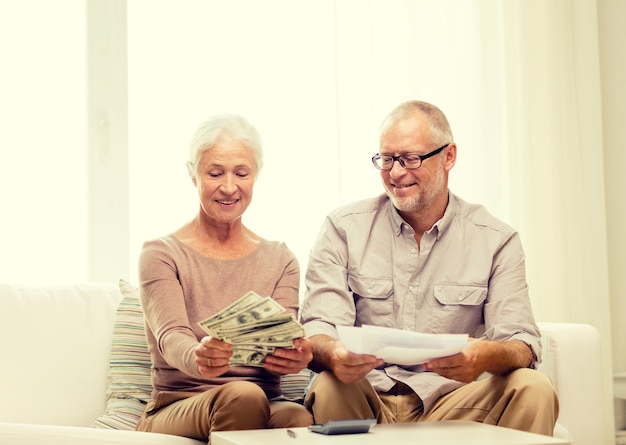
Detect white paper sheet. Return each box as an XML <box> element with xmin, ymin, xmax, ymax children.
<box><xmin>336</xmin><ymin>325</ymin><xmax>469</xmax><ymax>366</ymax></box>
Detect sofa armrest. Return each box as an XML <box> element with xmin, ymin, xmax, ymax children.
<box><xmin>537</xmin><ymin>322</ymin><xmax>603</xmax><ymax>445</ymax></box>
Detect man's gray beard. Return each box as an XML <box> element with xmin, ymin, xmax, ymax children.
<box><xmin>387</xmin><ymin>168</ymin><xmax>446</xmax><ymax>213</ymax></box>
<box><xmin>389</xmin><ymin>193</ymin><xmax>424</xmax><ymax>213</ymax></box>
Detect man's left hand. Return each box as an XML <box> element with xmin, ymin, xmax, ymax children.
<box><xmin>422</xmin><ymin>340</ymin><xmax>485</xmax><ymax>383</ymax></box>
<box><xmin>422</xmin><ymin>339</ymin><xmax>533</xmax><ymax>383</ymax></box>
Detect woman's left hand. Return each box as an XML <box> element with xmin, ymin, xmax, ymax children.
<box><xmin>263</xmin><ymin>337</ymin><xmax>313</xmax><ymax>375</ymax></box>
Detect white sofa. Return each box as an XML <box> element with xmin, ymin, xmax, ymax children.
<box><xmin>0</xmin><ymin>282</ymin><xmax>604</xmax><ymax>445</ymax></box>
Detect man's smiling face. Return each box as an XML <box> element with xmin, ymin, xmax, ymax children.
<box><xmin>378</xmin><ymin>114</ymin><xmax>448</xmax><ymax>214</ymax></box>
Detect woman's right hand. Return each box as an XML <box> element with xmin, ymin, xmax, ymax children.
<box><xmin>194</xmin><ymin>336</ymin><xmax>233</xmax><ymax>378</ymax></box>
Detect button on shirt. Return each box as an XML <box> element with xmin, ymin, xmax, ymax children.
<box><xmin>300</xmin><ymin>192</ymin><xmax>541</xmax><ymax>413</ymax></box>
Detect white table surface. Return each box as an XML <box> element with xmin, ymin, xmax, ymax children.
<box><xmin>211</xmin><ymin>420</ymin><xmax>570</xmax><ymax>445</ymax></box>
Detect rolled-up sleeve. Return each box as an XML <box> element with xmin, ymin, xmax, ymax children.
<box><xmin>301</xmin><ymin>214</ymin><xmax>358</xmax><ymax>338</ymax></box>
<box><xmin>482</xmin><ymin>231</ymin><xmax>542</xmax><ymax>368</ymax></box>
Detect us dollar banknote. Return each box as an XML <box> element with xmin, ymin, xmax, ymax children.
<box><xmin>197</xmin><ymin>291</ymin><xmax>304</xmax><ymax>367</ymax></box>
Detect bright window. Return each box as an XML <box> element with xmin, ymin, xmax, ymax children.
<box><xmin>0</xmin><ymin>1</ymin><xmax>87</xmax><ymax>285</ymax></box>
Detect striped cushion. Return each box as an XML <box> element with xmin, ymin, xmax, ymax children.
<box><xmin>91</xmin><ymin>397</ymin><xmax>145</xmax><ymax>430</ymax></box>
<box><xmin>92</xmin><ymin>280</ymin><xmax>152</xmax><ymax>430</ymax></box>
<box><xmin>280</xmin><ymin>369</ymin><xmax>313</xmax><ymax>402</ymax></box>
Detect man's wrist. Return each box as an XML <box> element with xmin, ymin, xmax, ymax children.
<box><xmin>309</xmin><ymin>334</ymin><xmax>337</xmax><ymax>373</ymax></box>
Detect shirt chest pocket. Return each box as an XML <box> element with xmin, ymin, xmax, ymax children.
<box><xmin>433</xmin><ymin>284</ymin><xmax>487</xmax><ymax>306</ymax></box>
<box><xmin>348</xmin><ymin>274</ymin><xmax>393</xmax><ymax>326</ymax></box>
<box><xmin>431</xmin><ymin>284</ymin><xmax>487</xmax><ymax>333</ymax></box>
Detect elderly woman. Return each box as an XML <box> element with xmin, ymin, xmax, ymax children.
<box><xmin>136</xmin><ymin>114</ymin><xmax>313</xmax><ymax>442</ymax></box>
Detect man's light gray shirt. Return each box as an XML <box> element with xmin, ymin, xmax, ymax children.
<box><xmin>300</xmin><ymin>192</ymin><xmax>541</xmax><ymax>413</ymax></box>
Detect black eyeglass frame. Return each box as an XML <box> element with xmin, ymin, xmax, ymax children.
<box><xmin>371</xmin><ymin>143</ymin><xmax>450</xmax><ymax>170</ymax></box>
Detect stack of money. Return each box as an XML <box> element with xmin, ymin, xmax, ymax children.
<box><xmin>197</xmin><ymin>291</ymin><xmax>304</xmax><ymax>367</ymax></box>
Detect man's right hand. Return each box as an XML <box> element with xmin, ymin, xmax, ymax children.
<box><xmin>311</xmin><ymin>334</ymin><xmax>384</xmax><ymax>384</ymax></box>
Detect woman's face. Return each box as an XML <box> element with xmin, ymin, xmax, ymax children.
<box><xmin>192</xmin><ymin>134</ymin><xmax>257</xmax><ymax>225</ymax></box>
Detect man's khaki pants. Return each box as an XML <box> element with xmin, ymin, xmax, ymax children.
<box><xmin>304</xmin><ymin>368</ymin><xmax>559</xmax><ymax>436</ymax></box>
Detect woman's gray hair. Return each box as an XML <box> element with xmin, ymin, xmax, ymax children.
<box><xmin>380</xmin><ymin>100</ymin><xmax>454</xmax><ymax>147</ymax></box>
<box><xmin>187</xmin><ymin>114</ymin><xmax>263</xmax><ymax>178</ymax></box>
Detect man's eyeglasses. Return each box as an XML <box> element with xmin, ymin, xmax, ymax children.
<box><xmin>371</xmin><ymin>143</ymin><xmax>450</xmax><ymax>170</ymax></box>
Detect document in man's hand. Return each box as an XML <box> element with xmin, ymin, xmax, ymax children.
<box><xmin>336</xmin><ymin>325</ymin><xmax>469</xmax><ymax>366</ymax></box>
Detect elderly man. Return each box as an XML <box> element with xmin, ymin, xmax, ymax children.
<box><xmin>301</xmin><ymin>100</ymin><xmax>558</xmax><ymax>436</ymax></box>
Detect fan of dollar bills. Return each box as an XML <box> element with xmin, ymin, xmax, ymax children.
<box><xmin>197</xmin><ymin>291</ymin><xmax>304</xmax><ymax>367</ymax></box>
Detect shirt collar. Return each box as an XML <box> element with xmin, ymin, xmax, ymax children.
<box><xmin>434</xmin><ymin>191</ymin><xmax>456</xmax><ymax>238</ymax></box>
<box><xmin>386</xmin><ymin>190</ymin><xmax>456</xmax><ymax>238</ymax></box>
<box><xmin>384</xmin><ymin>196</ymin><xmax>406</xmax><ymax>236</ymax></box>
